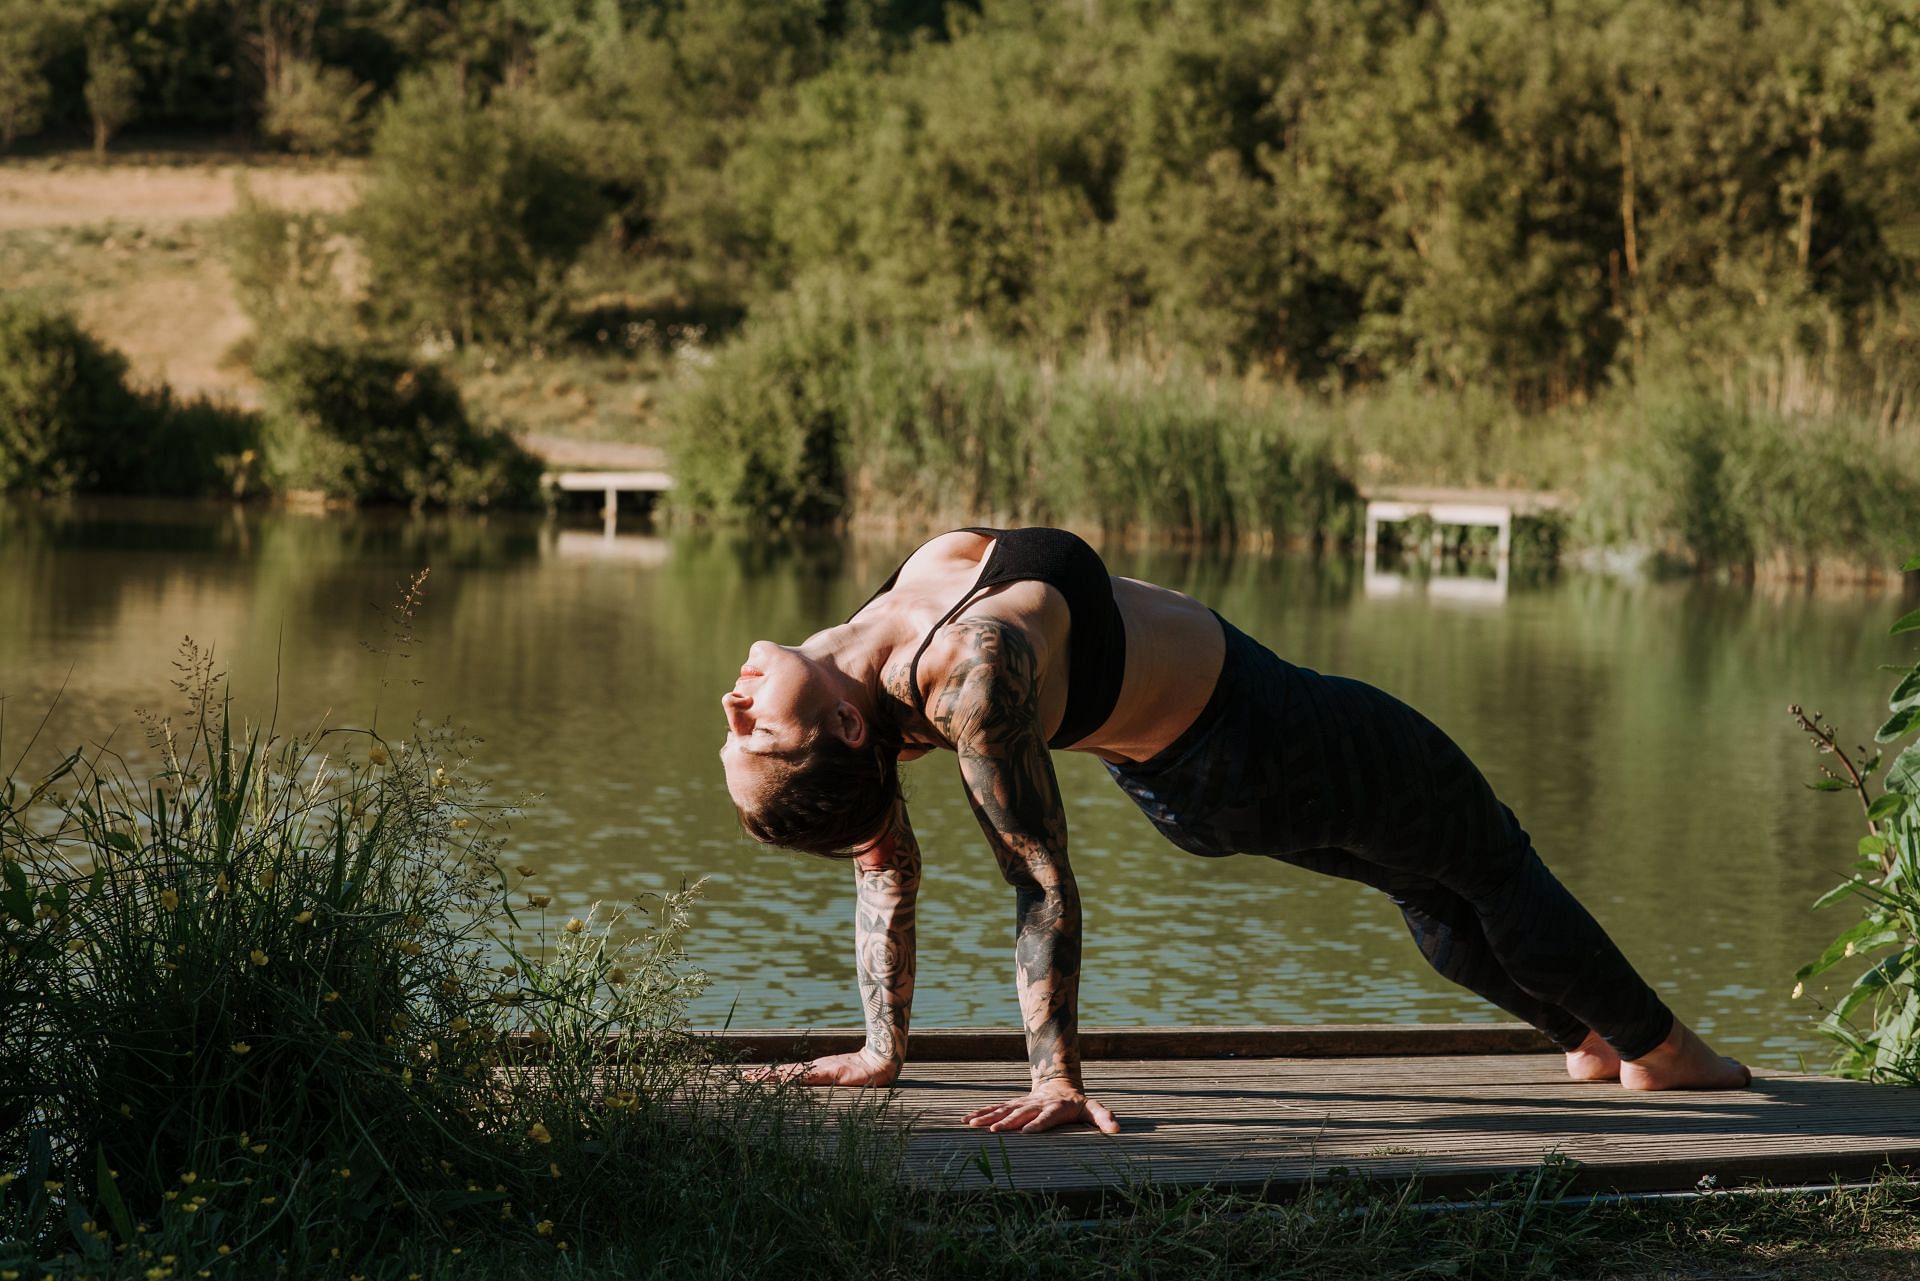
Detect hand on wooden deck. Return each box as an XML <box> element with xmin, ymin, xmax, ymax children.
<box><xmin>963</xmin><ymin>1080</ymin><xmax>1120</xmax><ymax>1135</ymax></box>
<box><xmin>742</xmin><ymin>1048</ymin><xmax>900</xmax><ymax>1088</ymax></box>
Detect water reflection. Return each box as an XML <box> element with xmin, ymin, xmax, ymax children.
<box><xmin>2</xmin><ymin>498</ymin><xmax>1910</xmax><ymax>1067</ymax></box>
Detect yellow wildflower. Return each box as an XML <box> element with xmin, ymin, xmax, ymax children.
<box><xmin>448</xmin><ymin>1017</ymin><xmax>471</xmax><ymax>1033</ymax></box>
<box><xmin>527</xmin><ymin>1028</ymin><xmax>550</xmax><ymax>1048</ymax></box>
<box><xmin>158</xmin><ymin>889</ymin><xmax>179</xmax><ymax>912</ymax></box>
<box><xmin>397</xmin><ymin>940</ymin><xmax>423</xmax><ymax>956</ymax></box>
<box><xmin>515</xmin><ymin>865</ymin><xmax>536</xmax><ymax>878</ymax></box>
<box><xmin>527</xmin><ymin>893</ymin><xmax>551</xmax><ymax>909</ymax></box>
<box><xmin>549</xmin><ymin>1162</ymin><xmax>561</xmax><ymax>1179</ymax></box>
<box><xmin>256</xmin><ymin>870</ymin><xmax>275</xmax><ymax>889</ymax></box>
<box><xmin>249</xmin><ymin>950</ymin><xmax>268</xmax><ymax>967</ymax></box>
<box><xmin>323</xmin><ymin>991</ymin><xmax>341</xmax><ymax>1003</ymax></box>
<box><xmin>528</xmin><ymin>1122</ymin><xmax>552</xmax><ymax>1144</ymax></box>
<box><xmin>250</xmin><ymin>1144</ymin><xmax>267</xmax><ymax>1155</ymax></box>
<box><xmin>214</xmin><ymin>872</ymin><xmax>229</xmax><ymax>895</ymax></box>
<box><xmin>451</xmin><ymin>818</ymin><xmax>469</xmax><ymax>829</ymax></box>
<box><xmin>293</xmin><ymin>911</ymin><xmax>313</xmax><ymax>925</ymax></box>
<box><xmin>336</xmin><ymin>1030</ymin><xmax>354</xmax><ymax>1042</ymax></box>
<box><xmin>217</xmin><ymin>1246</ymin><xmax>231</xmax><ymax>1257</ymax></box>
<box><xmin>180</xmin><ymin>1172</ymin><xmax>196</xmax><ymax>1184</ymax></box>
<box><xmin>66</xmin><ymin>938</ymin><xmax>87</xmax><ymax>953</ymax></box>
<box><xmin>119</xmin><ymin>1104</ymin><xmax>132</xmax><ymax>1117</ymax></box>
<box><xmin>0</xmin><ymin>1172</ymin><xmax>13</xmax><ymax>1187</ymax></box>
<box><xmin>401</xmin><ymin>1067</ymin><xmax>414</xmax><ymax>1085</ymax></box>
<box><xmin>534</xmin><ymin>1219</ymin><xmax>554</xmax><ymax>1237</ymax></box>
<box><xmin>258</xmin><ymin>1197</ymin><xmax>276</xmax><ymax>1206</ymax></box>
<box><xmin>368</xmin><ymin>744</ymin><xmax>389</xmax><ymax>766</ymax></box>
<box><xmin>564</xmin><ymin>917</ymin><xmax>584</xmax><ymax>934</ymax></box>
<box><xmin>230</xmin><ymin>1042</ymin><xmax>251</xmax><ymax>1056</ymax></box>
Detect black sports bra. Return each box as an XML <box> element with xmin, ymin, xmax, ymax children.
<box><xmin>849</xmin><ymin>527</ymin><xmax>1127</xmax><ymax>749</ymax></box>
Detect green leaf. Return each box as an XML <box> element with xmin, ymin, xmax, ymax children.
<box><xmin>1814</xmin><ymin>877</ymin><xmax>1870</xmax><ymax>910</ymax></box>
<box><xmin>1904</xmin><ymin>553</ymin><xmax>1920</xmax><ymax>573</ymax></box>
<box><xmin>95</xmin><ymin>1147</ymin><xmax>133</xmax><ymax>1242</ymax></box>
<box><xmin>101</xmin><ymin>831</ymin><xmax>136</xmax><ymax>854</ymax></box>
<box><xmin>1798</xmin><ymin>916</ymin><xmax>1888</xmax><ymax>980</ymax></box>
<box><xmin>1892</xmin><ymin>668</ymin><xmax>1920</xmax><ymax>711</ymax></box>
<box><xmin>1894</xmin><ymin>607</ymin><xmax>1920</xmax><ymax>637</ymax></box>
<box><xmin>1867</xmin><ymin>794</ymin><xmax>1909</xmax><ymax>823</ymax></box>
<box><xmin>1877</xmin><ymin>705</ymin><xmax>1920</xmax><ymax>744</ymax></box>
<box><xmin>1860</xmin><ymin>835</ymin><xmax>1891</xmax><ymax>858</ymax></box>
<box><xmin>1807</xmin><ymin>778</ymin><xmax>1851</xmax><ymax>792</ymax></box>
<box><xmin>1890</xmin><ymin>744</ymin><xmax>1920</xmax><ymax>798</ymax></box>
<box><xmin>1836</xmin><ymin>953</ymin><xmax>1912</xmax><ymax>1023</ymax></box>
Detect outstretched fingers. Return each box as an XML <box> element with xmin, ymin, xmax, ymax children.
<box><xmin>961</xmin><ymin>1093</ymin><xmax>1121</xmax><ymax>1135</ymax></box>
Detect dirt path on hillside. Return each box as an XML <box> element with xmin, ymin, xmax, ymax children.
<box><xmin>0</xmin><ymin>160</ymin><xmax>357</xmax><ymax>402</ymax></box>
<box><xmin>0</xmin><ymin>161</ymin><xmax>357</xmax><ymax>230</ymax></box>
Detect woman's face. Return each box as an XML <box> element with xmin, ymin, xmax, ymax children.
<box><xmin>719</xmin><ymin>640</ymin><xmax>828</xmax><ymax>809</ymax></box>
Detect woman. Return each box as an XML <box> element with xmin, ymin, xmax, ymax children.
<box><xmin>720</xmin><ymin>527</ymin><xmax>1750</xmax><ymax>1136</ymax></box>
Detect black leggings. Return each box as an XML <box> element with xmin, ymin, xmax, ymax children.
<box><xmin>1105</xmin><ymin>615</ymin><xmax>1674</xmax><ymax>1060</ymax></box>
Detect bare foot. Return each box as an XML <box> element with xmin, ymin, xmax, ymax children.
<box><xmin>1620</xmin><ymin>1021</ymin><xmax>1752</xmax><ymax>1091</ymax></box>
<box><xmin>1564</xmin><ymin>1029</ymin><xmax>1621</xmax><ymax>1082</ymax></box>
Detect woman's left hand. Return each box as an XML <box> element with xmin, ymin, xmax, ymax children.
<box><xmin>963</xmin><ymin>1080</ymin><xmax>1120</xmax><ymax>1134</ymax></box>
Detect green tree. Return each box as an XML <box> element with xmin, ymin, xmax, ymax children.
<box><xmin>83</xmin><ymin>34</ymin><xmax>140</xmax><ymax>157</ymax></box>
<box><xmin>262</xmin><ymin>56</ymin><xmax>371</xmax><ymax>153</ymax></box>
<box><xmin>355</xmin><ymin>70</ymin><xmax>607</xmax><ymax>343</ymax></box>
<box><xmin>0</xmin><ymin>1</ymin><xmax>61</xmax><ymax>148</ymax></box>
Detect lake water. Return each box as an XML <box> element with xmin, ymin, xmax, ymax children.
<box><xmin>4</xmin><ymin>499</ymin><xmax>1911</xmax><ymax>1069</ymax></box>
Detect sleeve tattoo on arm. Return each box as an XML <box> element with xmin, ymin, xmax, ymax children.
<box><xmin>927</xmin><ymin>620</ymin><xmax>1083</xmax><ymax>1087</ymax></box>
<box><xmin>854</xmin><ymin>801</ymin><xmax>920</xmax><ymax>1066</ymax></box>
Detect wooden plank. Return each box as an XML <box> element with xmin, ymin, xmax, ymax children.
<box><xmin>681</xmin><ymin>1024</ymin><xmax>1555</xmax><ymax>1063</ymax></box>
<box><xmin>545</xmin><ymin>469</ymin><xmax>674</xmax><ymax>492</ymax></box>
<box><xmin>1359</xmin><ymin>485</ymin><xmax>1567</xmax><ymax>514</ymax></box>
<box><xmin>781</xmin><ymin>1050</ymin><xmax>1920</xmax><ymax>1211</ymax></box>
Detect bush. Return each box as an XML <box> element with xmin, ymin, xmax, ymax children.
<box><xmin>0</xmin><ymin>298</ymin><xmax>262</xmax><ymax>498</ymax></box>
<box><xmin>356</xmin><ymin>71</ymin><xmax>608</xmax><ymax>344</ymax></box>
<box><xmin>0</xmin><ymin>298</ymin><xmax>147</xmax><ymax>495</ymax></box>
<box><xmin>668</xmin><ymin>291</ymin><xmax>1356</xmax><ymax>542</ymax></box>
<box><xmin>261</xmin><ymin>56</ymin><xmax>370</xmax><ymax>154</ymax></box>
<box><xmin>260</xmin><ymin>338</ymin><xmax>542</xmax><ymax>508</ymax></box>
<box><xmin>225</xmin><ymin>180</ymin><xmax>354</xmax><ymax>349</ymax></box>
<box><xmin>1791</xmin><ymin>559</ymin><xmax>1920</xmax><ymax>1083</ymax></box>
<box><xmin>1576</xmin><ymin>391</ymin><xmax>1920</xmax><ymax>575</ymax></box>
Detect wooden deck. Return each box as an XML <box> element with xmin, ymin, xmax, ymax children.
<box><xmin>710</xmin><ymin>1026</ymin><xmax>1920</xmax><ymax>1208</ymax></box>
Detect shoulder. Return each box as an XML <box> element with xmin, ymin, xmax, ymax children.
<box><xmin>914</xmin><ymin>616</ymin><xmax>1046</xmax><ymax>745</ymax></box>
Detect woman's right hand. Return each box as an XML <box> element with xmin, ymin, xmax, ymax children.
<box><xmin>742</xmin><ymin>1047</ymin><xmax>900</xmax><ymax>1088</ymax></box>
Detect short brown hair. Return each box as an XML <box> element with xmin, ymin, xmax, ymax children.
<box><xmin>736</xmin><ymin>724</ymin><xmax>902</xmax><ymax>858</ymax></box>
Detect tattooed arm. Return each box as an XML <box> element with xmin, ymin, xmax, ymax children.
<box><xmin>928</xmin><ymin>619</ymin><xmax>1120</xmax><ymax>1136</ymax></box>
<box><xmin>851</xmin><ymin>801</ymin><xmax>919</xmax><ymax>1075</ymax></box>
<box><xmin>751</xmin><ymin>802</ymin><xmax>919</xmax><ymax>1089</ymax></box>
